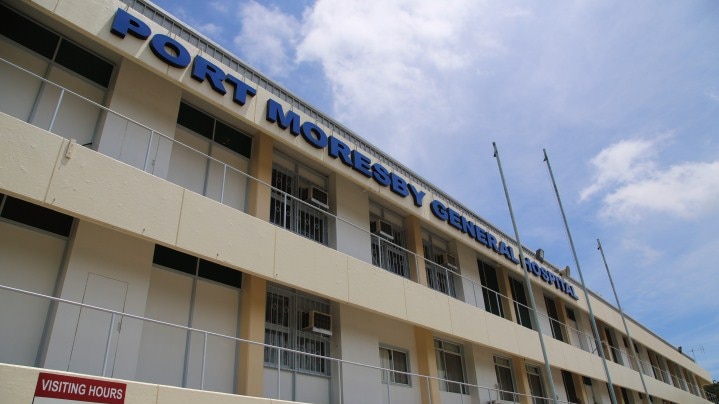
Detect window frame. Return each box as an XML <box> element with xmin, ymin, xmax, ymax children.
<box><xmin>263</xmin><ymin>285</ymin><xmax>332</xmax><ymax>377</ymax></box>
<box><xmin>434</xmin><ymin>339</ymin><xmax>468</xmax><ymax>395</ymax></box>
<box><xmin>379</xmin><ymin>345</ymin><xmax>411</xmax><ymax>386</ymax></box>
<box><xmin>493</xmin><ymin>355</ymin><xmax>517</xmax><ymax>402</ymax></box>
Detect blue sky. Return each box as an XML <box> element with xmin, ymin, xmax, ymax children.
<box><xmin>151</xmin><ymin>0</ymin><xmax>719</xmax><ymax>380</ymax></box>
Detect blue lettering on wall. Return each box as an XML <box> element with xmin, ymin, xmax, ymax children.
<box><xmin>110</xmin><ymin>8</ymin><xmax>256</xmax><ymax>107</ymax></box>
<box><xmin>264</xmin><ymin>99</ymin><xmax>426</xmax><ymax>207</ymax></box>
<box><xmin>300</xmin><ymin>122</ymin><xmax>328</xmax><ymax>149</ymax></box>
<box><xmin>110</xmin><ymin>7</ymin><xmax>578</xmax><ymax>302</ymax></box>
<box><xmin>110</xmin><ymin>9</ymin><xmax>151</xmax><ymax>40</ymax></box>
<box><xmin>525</xmin><ymin>258</ymin><xmax>579</xmax><ymax>300</ymax></box>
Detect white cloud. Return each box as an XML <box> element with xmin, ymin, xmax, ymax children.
<box><xmin>582</xmin><ymin>137</ymin><xmax>719</xmax><ymax>221</ymax></box>
<box><xmin>234</xmin><ymin>1</ymin><xmax>301</xmax><ymax>77</ymax></box>
<box><xmin>290</xmin><ymin>0</ymin><xmax>520</xmax><ymax>164</ymax></box>
<box><xmin>603</xmin><ymin>160</ymin><xmax>719</xmax><ymax>220</ymax></box>
<box><xmin>579</xmin><ymin>138</ymin><xmax>659</xmax><ymax>201</ymax></box>
<box><xmin>197</xmin><ymin>22</ymin><xmax>223</xmax><ymax>38</ymax></box>
<box><xmin>620</xmin><ymin>238</ymin><xmax>662</xmax><ymax>265</ymax></box>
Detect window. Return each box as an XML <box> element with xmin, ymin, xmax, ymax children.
<box><xmin>152</xmin><ymin>245</ymin><xmax>242</xmax><ymax>288</ymax></box>
<box><xmin>176</xmin><ymin>102</ymin><xmax>252</xmax><ymax>158</ymax></box>
<box><xmin>561</xmin><ymin>370</ymin><xmax>580</xmax><ymax>403</ymax></box>
<box><xmin>379</xmin><ymin>346</ymin><xmax>410</xmax><ymax>385</ymax></box>
<box><xmin>494</xmin><ymin>356</ymin><xmax>517</xmax><ymax>401</ymax></box>
<box><xmin>0</xmin><ymin>4</ymin><xmax>113</xmax><ymax>87</ymax></box>
<box><xmin>264</xmin><ymin>285</ymin><xmax>331</xmax><ymax>377</ymax></box>
<box><xmin>478</xmin><ymin>259</ymin><xmax>504</xmax><ymax>318</ymax></box>
<box><xmin>544</xmin><ymin>296</ymin><xmax>565</xmax><ymax>342</ymax></box>
<box><xmin>143</xmin><ymin>245</ymin><xmax>242</xmax><ymax>392</ymax></box>
<box><xmin>604</xmin><ymin>327</ymin><xmax>620</xmax><ymax>364</ymax></box>
<box><xmin>0</xmin><ymin>195</ymin><xmax>73</xmax><ymax>237</ymax></box>
<box><xmin>0</xmin><ymin>4</ymin><xmax>112</xmax><ymax>146</ymax></box>
<box><xmin>526</xmin><ymin>364</ymin><xmax>547</xmax><ymax>404</ymax></box>
<box><xmin>434</xmin><ymin>339</ymin><xmax>468</xmax><ymax>394</ymax></box>
<box><xmin>370</xmin><ymin>203</ymin><xmax>409</xmax><ymax>278</ymax></box>
<box><xmin>423</xmin><ymin>232</ymin><xmax>459</xmax><ymax>298</ymax></box>
<box><xmin>510</xmin><ymin>278</ymin><xmax>533</xmax><ymax>329</ymax></box>
<box><xmin>269</xmin><ymin>153</ymin><xmax>330</xmax><ymax>245</ymax></box>
<box><xmin>168</xmin><ymin>102</ymin><xmax>251</xmax><ymax>211</ymax></box>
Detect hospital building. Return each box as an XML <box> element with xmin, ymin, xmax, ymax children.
<box><xmin>0</xmin><ymin>0</ymin><xmax>714</xmax><ymax>403</ymax></box>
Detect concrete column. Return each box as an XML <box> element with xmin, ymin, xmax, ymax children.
<box><xmin>247</xmin><ymin>132</ymin><xmax>273</xmax><ymax>221</ymax></box>
<box><xmin>573</xmin><ymin>373</ymin><xmax>591</xmax><ymax>404</ymax></box>
<box><xmin>414</xmin><ymin>327</ymin><xmax>440</xmax><ymax>404</ymax></box>
<box><xmin>511</xmin><ymin>357</ymin><xmax>532</xmax><ymax>404</ymax></box>
<box><xmin>405</xmin><ymin>216</ymin><xmax>427</xmax><ymax>286</ymax></box>
<box><xmin>236</xmin><ymin>274</ymin><xmax>267</xmax><ymax>397</ymax></box>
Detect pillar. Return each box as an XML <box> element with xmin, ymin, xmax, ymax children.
<box><xmin>405</xmin><ymin>215</ymin><xmax>427</xmax><ymax>286</ymax></box>
<box><xmin>236</xmin><ymin>274</ymin><xmax>267</xmax><ymax>396</ymax></box>
<box><xmin>247</xmin><ymin>132</ymin><xmax>273</xmax><ymax>221</ymax></box>
<box><xmin>511</xmin><ymin>357</ymin><xmax>532</xmax><ymax>404</ymax></box>
<box><xmin>414</xmin><ymin>327</ymin><xmax>440</xmax><ymax>404</ymax></box>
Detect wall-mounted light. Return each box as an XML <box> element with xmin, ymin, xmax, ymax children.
<box><xmin>535</xmin><ymin>248</ymin><xmax>544</xmax><ymax>262</ymax></box>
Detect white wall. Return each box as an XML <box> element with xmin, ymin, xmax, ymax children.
<box><xmin>0</xmin><ymin>220</ymin><xmax>67</xmax><ymax>366</ymax></box>
<box><xmin>335</xmin><ymin>304</ymin><xmax>420</xmax><ymax>404</ymax></box>
<box><xmin>43</xmin><ymin>220</ymin><xmax>154</xmax><ymax>380</ymax></box>
<box><xmin>332</xmin><ymin>174</ymin><xmax>372</xmax><ymax>262</ymax></box>
<box><xmin>98</xmin><ymin>59</ymin><xmax>181</xmax><ymax>177</ymax></box>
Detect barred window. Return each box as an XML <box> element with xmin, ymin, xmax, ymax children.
<box><xmin>264</xmin><ymin>285</ymin><xmax>331</xmax><ymax>377</ymax></box>
<box><xmin>370</xmin><ymin>203</ymin><xmax>409</xmax><ymax>278</ymax></box>
<box><xmin>269</xmin><ymin>153</ymin><xmax>330</xmax><ymax>245</ymax></box>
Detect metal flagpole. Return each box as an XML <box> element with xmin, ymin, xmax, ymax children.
<box><xmin>597</xmin><ymin>238</ymin><xmax>651</xmax><ymax>402</ymax></box>
<box><xmin>542</xmin><ymin>149</ymin><xmax>618</xmax><ymax>404</ymax></box>
<box><xmin>493</xmin><ymin>142</ymin><xmax>558</xmax><ymax>404</ymax></box>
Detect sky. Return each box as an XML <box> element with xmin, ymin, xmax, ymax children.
<box><xmin>150</xmin><ymin>0</ymin><xmax>719</xmax><ymax>380</ymax></box>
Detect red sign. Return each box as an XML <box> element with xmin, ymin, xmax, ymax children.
<box><xmin>34</xmin><ymin>372</ymin><xmax>126</xmax><ymax>404</ymax></box>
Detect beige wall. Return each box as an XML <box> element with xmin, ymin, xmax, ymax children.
<box><xmin>0</xmin><ymin>363</ymin><xmax>290</xmax><ymax>404</ymax></box>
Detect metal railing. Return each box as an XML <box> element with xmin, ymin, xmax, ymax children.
<box><xmin>0</xmin><ymin>56</ymin><xmax>705</xmax><ymax>400</ymax></box>
<box><xmin>0</xmin><ymin>283</ymin><xmax>575</xmax><ymax>404</ymax></box>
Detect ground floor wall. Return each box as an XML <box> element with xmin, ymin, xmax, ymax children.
<box><xmin>0</xmin><ymin>363</ymin><xmax>285</xmax><ymax>404</ymax></box>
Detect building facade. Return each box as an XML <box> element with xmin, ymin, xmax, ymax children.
<box><xmin>0</xmin><ymin>0</ymin><xmax>713</xmax><ymax>403</ymax></box>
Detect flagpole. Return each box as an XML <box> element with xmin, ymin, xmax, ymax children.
<box><xmin>493</xmin><ymin>142</ymin><xmax>557</xmax><ymax>404</ymax></box>
<box><xmin>543</xmin><ymin>149</ymin><xmax>618</xmax><ymax>404</ymax></box>
<box><xmin>597</xmin><ymin>238</ymin><xmax>651</xmax><ymax>402</ymax></box>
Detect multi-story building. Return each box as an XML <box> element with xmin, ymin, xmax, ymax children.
<box><xmin>0</xmin><ymin>0</ymin><xmax>713</xmax><ymax>403</ymax></box>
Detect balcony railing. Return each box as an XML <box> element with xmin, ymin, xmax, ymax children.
<box><xmin>0</xmin><ymin>283</ymin><xmax>575</xmax><ymax>404</ymax></box>
<box><xmin>0</xmin><ymin>57</ymin><xmax>705</xmax><ymax>399</ymax></box>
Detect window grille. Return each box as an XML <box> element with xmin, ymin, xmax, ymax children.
<box><xmin>264</xmin><ymin>285</ymin><xmax>331</xmax><ymax>377</ymax></box>
<box><xmin>369</xmin><ymin>207</ymin><xmax>409</xmax><ymax>278</ymax></box>
<box><xmin>423</xmin><ymin>233</ymin><xmax>458</xmax><ymax>298</ymax></box>
<box><xmin>270</xmin><ymin>163</ymin><xmax>330</xmax><ymax>245</ymax></box>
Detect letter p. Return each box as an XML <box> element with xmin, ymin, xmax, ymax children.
<box><xmin>111</xmin><ymin>9</ymin><xmax>151</xmax><ymax>40</ymax></box>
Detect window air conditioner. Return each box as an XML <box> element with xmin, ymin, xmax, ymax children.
<box><xmin>370</xmin><ymin>219</ymin><xmax>394</xmax><ymax>240</ymax></box>
<box><xmin>305</xmin><ymin>186</ymin><xmax>329</xmax><ymax>210</ymax></box>
<box><xmin>436</xmin><ymin>253</ymin><xmax>458</xmax><ymax>270</ymax></box>
<box><xmin>302</xmin><ymin>311</ymin><xmax>332</xmax><ymax>336</ymax></box>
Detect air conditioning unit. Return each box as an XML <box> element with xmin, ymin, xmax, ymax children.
<box><xmin>302</xmin><ymin>311</ymin><xmax>332</xmax><ymax>336</ymax></box>
<box><xmin>370</xmin><ymin>219</ymin><xmax>394</xmax><ymax>240</ymax></box>
<box><xmin>305</xmin><ymin>186</ymin><xmax>329</xmax><ymax>210</ymax></box>
<box><xmin>436</xmin><ymin>253</ymin><xmax>458</xmax><ymax>269</ymax></box>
